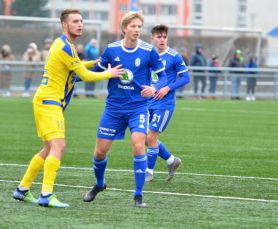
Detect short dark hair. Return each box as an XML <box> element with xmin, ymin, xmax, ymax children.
<box><xmin>151</xmin><ymin>24</ymin><xmax>168</xmax><ymax>35</ymax></box>
<box><xmin>60</xmin><ymin>9</ymin><xmax>81</xmax><ymax>22</ymax></box>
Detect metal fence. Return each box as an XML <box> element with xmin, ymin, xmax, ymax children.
<box><xmin>0</xmin><ymin>61</ymin><xmax>278</xmax><ymax>99</ymax></box>
<box><xmin>180</xmin><ymin>66</ymin><xmax>278</xmax><ymax>99</ymax></box>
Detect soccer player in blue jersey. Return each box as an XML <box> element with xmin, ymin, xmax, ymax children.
<box><xmin>145</xmin><ymin>24</ymin><xmax>190</xmax><ymax>182</ymax></box>
<box><xmin>12</xmin><ymin>9</ymin><xmax>124</xmax><ymax>208</ymax></box>
<box><xmin>83</xmin><ymin>11</ymin><xmax>167</xmax><ymax>207</ymax></box>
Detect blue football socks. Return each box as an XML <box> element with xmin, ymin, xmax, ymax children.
<box><xmin>134</xmin><ymin>154</ymin><xmax>147</xmax><ymax>197</ymax></box>
<box><xmin>93</xmin><ymin>156</ymin><xmax>107</xmax><ymax>188</ymax></box>
<box><xmin>147</xmin><ymin>147</ymin><xmax>159</xmax><ymax>170</ymax></box>
<box><xmin>158</xmin><ymin>141</ymin><xmax>172</xmax><ymax>160</ymax></box>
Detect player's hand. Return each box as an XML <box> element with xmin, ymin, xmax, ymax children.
<box><xmin>108</xmin><ymin>63</ymin><xmax>124</xmax><ymax>78</ymax></box>
<box><xmin>154</xmin><ymin>86</ymin><xmax>170</xmax><ymax>100</ymax></box>
<box><xmin>91</xmin><ymin>59</ymin><xmax>100</xmax><ymax>67</ymax></box>
<box><xmin>141</xmin><ymin>85</ymin><xmax>156</xmax><ymax>98</ymax></box>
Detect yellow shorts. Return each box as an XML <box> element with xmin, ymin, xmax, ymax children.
<box><xmin>33</xmin><ymin>101</ymin><xmax>65</xmax><ymax>141</ymax></box>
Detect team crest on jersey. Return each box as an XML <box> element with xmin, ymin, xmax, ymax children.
<box><xmin>135</xmin><ymin>58</ymin><xmax>141</xmax><ymax>67</ymax></box>
<box><xmin>151</xmin><ymin>71</ymin><xmax>159</xmax><ymax>83</ymax></box>
<box><xmin>120</xmin><ymin>69</ymin><xmax>134</xmax><ymax>84</ymax></box>
<box><xmin>162</xmin><ymin>60</ymin><xmax>166</xmax><ymax>67</ymax></box>
<box><xmin>40</xmin><ymin>77</ymin><xmax>48</xmax><ymax>85</ymax></box>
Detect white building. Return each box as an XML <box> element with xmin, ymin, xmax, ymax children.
<box><xmin>44</xmin><ymin>0</ymin><xmax>277</xmax><ymax>34</ymax></box>
<box><xmin>44</xmin><ymin>0</ymin><xmax>278</xmax><ymax>65</ymax></box>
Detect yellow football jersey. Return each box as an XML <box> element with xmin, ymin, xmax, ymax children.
<box><xmin>33</xmin><ymin>34</ymin><xmax>111</xmax><ymax>108</ymax></box>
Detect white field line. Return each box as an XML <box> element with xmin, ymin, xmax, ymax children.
<box><xmin>63</xmin><ymin>100</ymin><xmax>278</xmax><ymax>116</ymax></box>
<box><xmin>1</xmin><ymin>179</ymin><xmax>278</xmax><ymax>204</ymax></box>
<box><xmin>0</xmin><ymin>163</ymin><xmax>278</xmax><ymax>181</ymax></box>
<box><xmin>177</xmin><ymin>106</ymin><xmax>278</xmax><ymax>116</ymax></box>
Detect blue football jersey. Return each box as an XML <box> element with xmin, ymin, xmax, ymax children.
<box><xmin>95</xmin><ymin>40</ymin><xmax>165</xmax><ymax>110</ymax></box>
<box><xmin>149</xmin><ymin>47</ymin><xmax>189</xmax><ymax>110</ymax></box>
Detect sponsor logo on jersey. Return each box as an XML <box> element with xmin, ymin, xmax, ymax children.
<box><xmin>151</xmin><ymin>71</ymin><xmax>159</xmax><ymax>83</ymax></box>
<box><xmin>114</xmin><ymin>56</ymin><xmax>120</xmax><ymax>61</ymax></box>
<box><xmin>118</xmin><ymin>84</ymin><xmax>135</xmax><ymax>90</ymax></box>
<box><xmin>120</xmin><ymin>69</ymin><xmax>134</xmax><ymax>84</ymax></box>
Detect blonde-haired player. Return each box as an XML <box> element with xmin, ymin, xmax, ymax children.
<box><xmin>13</xmin><ymin>9</ymin><xmax>124</xmax><ymax>208</ymax></box>
<box><xmin>83</xmin><ymin>11</ymin><xmax>167</xmax><ymax>207</ymax></box>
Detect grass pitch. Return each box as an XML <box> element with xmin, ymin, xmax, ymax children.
<box><xmin>0</xmin><ymin>98</ymin><xmax>277</xmax><ymax>229</ymax></box>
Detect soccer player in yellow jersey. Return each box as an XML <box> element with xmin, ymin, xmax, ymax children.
<box><xmin>13</xmin><ymin>9</ymin><xmax>124</xmax><ymax>208</ymax></box>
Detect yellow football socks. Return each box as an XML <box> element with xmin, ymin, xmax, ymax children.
<box><xmin>19</xmin><ymin>154</ymin><xmax>45</xmax><ymax>189</ymax></box>
<box><xmin>41</xmin><ymin>155</ymin><xmax>61</xmax><ymax>194</ymax></box>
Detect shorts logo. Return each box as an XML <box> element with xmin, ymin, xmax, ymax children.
<box><xmin>99</xmin><ymin>126</ymin><xmax>116</xmax><ymax>137</ymax></box>
<box><xmin>139</xmin><ymin>124</ymin><xmax>145</xmax><ymax>128</ymax></box>
<box><xmin>135</xmin><ymin>58</ymin><xmax>141</xmax><ymax>67</ymax></box>
<box><xmin>120</xmin><ymin>69</ymin><xmax>134</xmax><ymax>84</ymax></box>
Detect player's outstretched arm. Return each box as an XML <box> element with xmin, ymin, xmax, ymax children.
<box><xmin>83</xmin><ymin>59</ymin><xmax>100</xmax><ymax>69</ymax></box>
<box><xmin>74</xmin><ymin>63</ymin><xmax>123</xmax><ymax>82</ymax></box>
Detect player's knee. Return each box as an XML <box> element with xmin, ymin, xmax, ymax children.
<box><xmin>60</xmin><ymin>142</ymin><xmax>66</xmax><ymax>154</ymax></box>
<box><xmin>39</xmin><ymin>144</ymin><xmax>51</xmax><ymax>158</ymax></box>
<box><xmin>147</xmin><ymin>132</ymin><xmax>158</xmax><ymax>147</ymax></box>
<box><xmin>50</xmin><ymin>139</ymin><xmax>66</xmax><ymax>155</ymax></box>
<box><xmin>94</xmin><ymin>148</ymin><xmax>108</xmax><ymax>159</ymax></box>
<box><xmin>147</xmin><ymin>134</ymin><xmax>154</xmax><ymax>144</ymax></box>
<box><xmin>133</xmin><ymin>142</ymin><xmax>145</xmax><ymax>155</ymax></box>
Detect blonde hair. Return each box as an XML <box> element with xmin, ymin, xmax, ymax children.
<box><xmin>121</xmin><ymin>11</ymin><xmax>144</xmax><ymax>33</ymax></box>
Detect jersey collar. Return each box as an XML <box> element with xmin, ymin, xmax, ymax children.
<box><xmin>159</xmin><ymin>47</ymin><xmax>169</xmax><ymax>56</ymax></box>
<box><xmin>121</xmin><ymin>39</ymin><xmax>140</xmax><ymax>53</ymax></box>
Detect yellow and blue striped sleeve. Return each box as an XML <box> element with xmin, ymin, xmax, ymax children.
<box><xmin>59</xmin><ymin>50</ymin><xmax>112</xmax><ymax>82</ymax></box>
<box><xmin>83</xmin><ymin>60</ymin><xmax>98</xmax><ymax>69</ymax></box>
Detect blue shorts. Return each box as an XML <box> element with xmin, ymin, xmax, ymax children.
<box><xmin>97</xmin><ymin>108</ymin><xmax>148</xmax><ymax>140</ymax></box>
<box><xmin>149</xmin><ymin>109</ymin><xmax>174</xmax><ymax>133</ymax></box>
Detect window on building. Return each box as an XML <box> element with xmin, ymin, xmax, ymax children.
<box><xmin>81</xmin><ymin>11</ymin><xmax>89</xmax><ymax>19</ymax></box>
<box><xmin>94</xmin><ymin>11</ymin><xmax>108</xmax><ymax>21</ymax></box>
<box><xmin>81</xmin><ymin>0</ymin><xmax>109</xmax><ymax>3</ymax></box>
<box><xmin>138</xmin><ymin>3</ymin><xmax>176</xmax><ymax>16</ymax></box>
<box><xmin>160</xmin><ymin>5</ymin><xmax>176</xmax><ymax>15</ymax></box>
<box><xmin>141</xmin><ymin>4</ymin><xmax>156</xmax><ymax>15</ymax></box>
<box><xmin>119</xmin><ymin>3</ymin><xmax>128</xmax><ymax>12</ymax></box>
<box><xmin>193</xmin><ymin>0</ymin><xmax>203</xmax><ymax>25</ymax></box>
<box><xmin>237</xmin><ymin>0</ymin><xmax>247</xmax><ymax>27</ymax></box>
<box><xmin>239</xmin><ymin>4</ymin><xmax>246</xmax><ymax>12</ymax></box>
